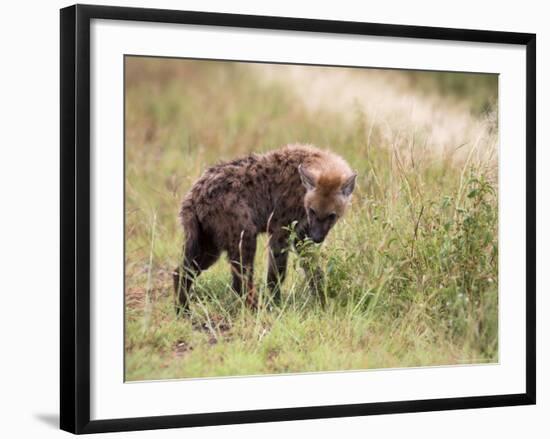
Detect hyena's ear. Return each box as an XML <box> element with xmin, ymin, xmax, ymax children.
<box><xmin>298</xmin><ymin>164</ymin><xmax>316</xmax><ymax>191</ymax></box>
<box><xmin>341</xmin><ymin>173</ymin><xmax>357</xmax><ymax>197</ymax></box>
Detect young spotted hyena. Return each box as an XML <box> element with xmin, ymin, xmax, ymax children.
<box><xmin>173</xmin><ymin>144</ymin><xmax>356</xmax><ymax>315</ymax></box>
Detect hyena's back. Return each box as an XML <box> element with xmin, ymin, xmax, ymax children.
<box><xmin>180</xmin><ymin>145</ymin><xmax>320</xmax><ymax>251</ymax></box>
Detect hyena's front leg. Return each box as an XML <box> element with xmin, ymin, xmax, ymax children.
<box><xmin>229</xmin><ymin>233</ymin><xmax>258</xmax><ymax>309</ymax></box>
<box><xmin>267</xmin><ymin>232</ymin><xmax>289</xmax><ymax>306</ymax></box>
<box><xmin>300</xmin><ymin>255</ymin><xmax>326</xmax><ymax>308</ymax></box>
<box><xmin>296</xmin><ymin>229</ymin><xmax>326</xmax><ymax>307</ymax></box>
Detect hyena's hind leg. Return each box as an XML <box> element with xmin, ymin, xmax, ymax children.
<box><xmin>267</xmin><ymin>231</ymin><xmax>290</xmax><ymax>306</ymax></box>
<box><xmin>173</xmin><ymin>218</ymin><xmax>220</xmax><ymax>316</ymax></box>
<box><xmin>228</xmin><ymin>232</ymin><xmax>258</xmax><ymax>310</ymax></box>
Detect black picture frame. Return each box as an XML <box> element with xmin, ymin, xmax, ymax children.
<box><xmin>60</xmin><ymin>4</ymin><xmax>536</xmax><ymax>434</ymax></box>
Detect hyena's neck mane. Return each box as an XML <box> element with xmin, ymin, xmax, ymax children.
<box><xmin>269</xmin><ymin>144</ymin><xmax>353</xmax><ymax>194</ymax></box>
<box><xmin>256</xmin><ymin>144</ymin><xmax>351</xmax><ymax>231</ymax></box>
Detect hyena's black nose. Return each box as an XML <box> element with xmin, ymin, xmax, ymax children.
<box><xmin>310</xmin><ymin>233</ymin><xmax>325</xmax><ymax>244</ymax></box>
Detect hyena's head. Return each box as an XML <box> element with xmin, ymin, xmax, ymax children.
<box><xmin>298</xmin><ymin>164</ymin><xmax>357</xmax><ymax>243</ymax></box>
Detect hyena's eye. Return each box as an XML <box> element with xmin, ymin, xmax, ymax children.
<box><xmin>327</xmin><ymin>213</ymin><xmax>337</xmax><ymax>222</ymax></box>
<box><xmin>308</xmin><ymin>208</ymin><xmax>317</xmax><ymax>217</ymax></box>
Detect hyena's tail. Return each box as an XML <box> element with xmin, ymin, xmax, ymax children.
<box><xmin>179</xmin><ymin>198</ymin><xmax>200</xmax><ymax>260</ymax></box>
<box><xmin>174</xmin><ymin>198</ymin><xmax>200</xmax><ymax>316</ymax></box>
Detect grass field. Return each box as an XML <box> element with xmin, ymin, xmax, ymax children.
<box><xmin>124</xmin><ymin>57</ymin><xmax>498</xmax><ymax>381</ymax></box>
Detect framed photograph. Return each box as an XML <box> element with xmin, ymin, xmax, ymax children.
<box><xmin>60</xmin><ymin>4</ymin><xmax>536</xmax><ymax>434</ymax></box>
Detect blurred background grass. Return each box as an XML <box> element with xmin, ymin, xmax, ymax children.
<box><xmin>125</xmin><ymin>56</ymin><xmax>498</xmax><ymax>381</ymax></box>
<box><xmin>400</xmin><ymin>70</ymin><xmax>498</xmax><ymax>115</ymax></box>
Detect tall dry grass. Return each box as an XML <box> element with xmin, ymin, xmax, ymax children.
<box><xmin>124</xmin><ymin>57</ymin><xmax>498</xmax><ymax>381</ymax></box>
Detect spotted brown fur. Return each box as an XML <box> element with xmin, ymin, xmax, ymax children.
<box><xmin>173</xmin><ymin>144</ymin><xmax>356</xmax><ymax>315</ymax></box>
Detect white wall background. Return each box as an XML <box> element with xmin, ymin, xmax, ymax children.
<box><xmin>0</xmin><ymin>0</ymin><xmax>546</xmax><ymax>437</ymax></box>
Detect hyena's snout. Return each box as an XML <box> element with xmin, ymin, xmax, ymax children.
<box><xmin>308</xmin><ymin>227</ymin><xmax>327</xmax><ymax>243</ymax></box>
<box><xmin>307</xmin><ymin>219</ymin><xmax>334</xmax><ymax>243</ymax></box>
